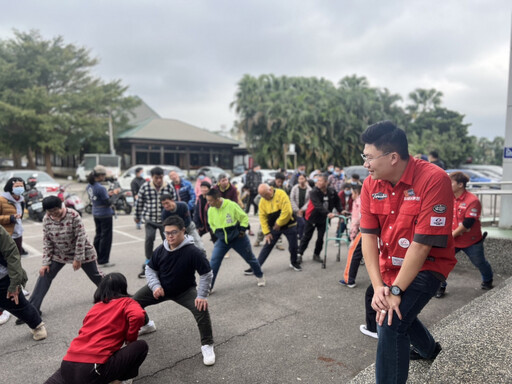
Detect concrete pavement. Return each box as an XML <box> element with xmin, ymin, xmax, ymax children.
<box><xmin>1</xmin><ymin>197</ymin><xmax>507</xmax><ymax>383</ymax></box>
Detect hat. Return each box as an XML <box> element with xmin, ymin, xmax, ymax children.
<box><xmin>94</xmin><ymin>165</ymin><xmax>107</xmax><ymax>175</ymax></box>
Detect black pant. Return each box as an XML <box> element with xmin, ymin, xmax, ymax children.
<box><xmin>44</xmin><ymin>340</ymin><xmax>148</xmax><ymax>384</ymax></box>
<box><xmin>365</xmin><ymin>284</ymin><xmax>377</xmax><ymax>333</ymax></box>
<box><xmin>0</xmin><ymin>275</ymin><xmax>42</xmax><ymax>329</ymax></box>
<box><xmin>244</xmin><ymin>191</ymin><xmax>258</xmax><ymax>214</ymax></box>
<box><xmin>133</xmin><ymin>286</ymin><xmax>213</xmax><ymax>346</ymax></box>
<box><xmin>144</xmin><ymin>221</ymin><xmax>165</xmax><ymax>260</ymax></box>
<box><xmin>93</xmin><ymin>217</ymin><xmax>113</xmax><ymax>264</ymax></box>
<box><xmin>29</xmin><ymin>261</ymin><xmax>103</xmax><ymax>312</ymax></box>
<box><xmin>298</xmin><ymin>219</ymin><xmax>326</xmax><ymax>256</ymax></box>
<box><xmin>257</xmin><ymin>225</ymin><xmax>298</xmax><ymax>266</ymax></box>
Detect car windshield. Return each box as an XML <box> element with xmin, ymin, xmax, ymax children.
<box><xmin>9</xmin><ymin>171</ymin><xmax>55</xmax><ymax>183</ymax></box>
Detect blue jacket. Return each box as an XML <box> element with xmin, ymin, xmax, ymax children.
<box><xmin>86</xmin><ymin>182</ymin><xmax>114</xmax><ymax>218</ymax></box>
<box><xmin>174</xmin><ymin>179</ymin><xmax>196</xmax><ymax>211</ymax></box>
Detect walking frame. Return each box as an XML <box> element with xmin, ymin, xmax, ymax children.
<box><xmin>322</xmin><ymin>214</ymin><xmax>351</xmax><ymax>269</ymax></box>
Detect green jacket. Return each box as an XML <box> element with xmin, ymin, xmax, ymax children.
<box><xmin>0</xmin><ymin>225</ymin><xmax>28</xmax><ymax>292</ymax></box>
<box><xmin>208</xmin><ymin>198</ymin><xmax>249</xmax><ymax>244</ymax></box>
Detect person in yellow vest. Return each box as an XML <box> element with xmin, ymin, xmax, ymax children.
<box><xmin>245</xmin><ymin>184</ymin><xmax>301</xmax><ymax>275</ymax></box>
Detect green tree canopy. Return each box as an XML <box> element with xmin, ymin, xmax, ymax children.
<box><xmin>0</xmin><ymin>30</ymin><xmax>139</xmax><ymax>174</ymax></box>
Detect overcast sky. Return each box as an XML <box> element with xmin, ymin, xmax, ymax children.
<box><xmin>1</xmin><ymin>1</ymin><xmax>511</xmax><ymax>139</ymax></box>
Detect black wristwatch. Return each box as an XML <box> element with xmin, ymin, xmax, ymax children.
<box><xmin>390</xmin><ymin>285</ymin><xmax>403</xmax><ymax>296</ymax></box>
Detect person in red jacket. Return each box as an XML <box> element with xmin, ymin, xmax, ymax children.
<box><xmin>44</xmin><ymin>273</ymin><xmax>148</xmax><ymax>384</ymax></box>
<box><xmin>435</xmin><ymin>171</ymin><xmax>494</xmax><ymax>298</ymax></box>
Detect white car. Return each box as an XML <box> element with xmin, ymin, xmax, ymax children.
<box><xmin>0</xmin><ymin>170</ymin><xmax>60</xmax><ymax>197</ymax></box>
<box><xmin>117</xmin><ymin>165</ymin><xmax>186</xmax><ymax>191</ymax></box>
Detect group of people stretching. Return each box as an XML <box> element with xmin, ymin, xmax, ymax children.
<box><xmin>2</xmin><ymin>120</ymin><xmax>496</xmax><ymax>384</ymax></box>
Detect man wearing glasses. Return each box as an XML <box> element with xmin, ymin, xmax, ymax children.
<box><xmin>359</xmin><ymin>121</ymin><xmax>456</xmax><ymax>383</ymax></box>
<box><xmin>133</xmin><ymin>216</ymin><xmax>216</xmax><ymax>366</ymax></box>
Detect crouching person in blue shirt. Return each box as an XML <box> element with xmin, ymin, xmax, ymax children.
<box><xmin>133</xmin><ymin>216</ymin><xmax>215</xmax><ymax>366</ymax></box>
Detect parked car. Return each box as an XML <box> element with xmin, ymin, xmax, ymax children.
<box><xmin>76</xmin><ymin>154</ymin><xmax>122</xmax><ymax>182</ymax></box>
<box><xmin>343</xmin><ymin>166</ymin><xmax>370</xmax><ymax>181</ymax></box>
<box><xmin>445</xmin><ymin>169</ymin><xmax>494</xmax><ymax>184</ymax></box>
<box><xmin>232</xmin><ymin>165</ymin><xmax>246</xmax><ymax>176</ymax></box>
<box><xmin>117</xmin><ymin>165</ymin><xmax>186</xmax><ymax>191</ymax></box>
<box><xmin>0</xmin><ymin>170</ymin><xmax>60</xmax><ymax>197</ymax></box>
<box><xmin>460</xmin><ymin>165</ymin><xmax>502</xmax><ymax>180</ymax></box>
<box><xmin>195</xmin><ymin>166</ymin><xmax>228</xmax><ymax>183</ymax></box>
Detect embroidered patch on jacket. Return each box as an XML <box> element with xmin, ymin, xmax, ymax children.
<box><xmin>398</xmin><ymin>238</ymin><xmax>410</xmax><ymax>248</ymax></box>
<box><xmin>430</xmin><ymin>217</ymin><xmax>446</xmax><ymax>226</ymax></box>
<box><xmin>404</xmin><ymin>196</ymin><xmax>420</xmax><ymax>201</ymax></box>
<box><xmin>433</xmin><ymin>204</ymin><xmax>447</xmax><ymax>214</ymax></box>
<box><xmin>392</xmin><ymin>256</ymin><xmax>404</xmax><ymax>266</ymax></box>
<box><xmin>404</xmin><ymin>189</ymin><xmax>415</xmax><ymax>196</ymax></box>
<box><xmin>372</xmin><ymin>192</ymin><xmax>388</xmax><ymax>200</ymax></box>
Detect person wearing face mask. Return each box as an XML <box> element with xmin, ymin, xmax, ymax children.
<box><xmin>194</xmin><ymin>172</ymin><xmax>212</xmax><ymax>202</ymax></box>
<box><xmin>290</xmin><ymin>174</ymin><xmax>312</xmax><ymax>241</ymax></box>
<box><xmin>0</xmin><ymin>177</ymin><xmax>27</xmax><ymax>326</ymax></box>
<box><xmin>327</xmin><ymin>166</ymin><xmax>344</xmax><ymax>193</ymax></box>
<box><xmin>0</xmin><ymin>177</ymin><xmax>27</xmax><ymax>254</ymax></box>
<box><xmin>15</xmin><ymin>195</ymin><xmax>103</xmax><ymax>326</ymax></box>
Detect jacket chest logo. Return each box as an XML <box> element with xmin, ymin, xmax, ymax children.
<box><xmin>372</xmin><ymin>192</ymin><xmax>388</xmax><ymax>200</ymax></box>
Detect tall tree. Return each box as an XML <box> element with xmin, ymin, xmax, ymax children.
<box><xmin>0</xmin><ymin>30</ymin><xmax>139</xmax><ymax>174</ymax></box>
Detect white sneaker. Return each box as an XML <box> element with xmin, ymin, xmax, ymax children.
<box><xmin>201</xmin><ymin>344</ymin><xmax>215</xmax><ymax>366</ymax></box>
<box><xmin>138</xmin><ymin>320</ymin><xmax>156</xmax><ymax>335</ymax></box>
<box><xmin>359</xmin><ymin>324</ymin><xmax>378</xmax><ymax>339</ymax></box>
<box><xmin>0</xmin><ymin>311</ymin><xmax>11</xmax><ymax>325</ymax></box>
<box><xmin>23</xmin><ymin>289</ymin><xmax>30</xmax><ymax>296</ymax></box>
<box><xmin>256</xmin><ymin>276</ymin><xmax>266</xmax><ymax>287</ymax></box>
<box><xmin>31</xmin><ymin>322</ymin><xmax>47</xmax><ymax>341</ymax></box>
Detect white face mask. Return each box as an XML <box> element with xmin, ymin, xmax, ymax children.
<box><xmin>12</xmin><ymin>186</ymin><xmax>25</xmax><ymax>196</ymax></box>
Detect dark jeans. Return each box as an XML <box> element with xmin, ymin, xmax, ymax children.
<box><xmin>144</xmin><ymin>221</ymin><xmax>165</xmax><ymax>260</ymax></box>
<box><xmin>29</xmin><ymin>261</ymin><xmax>103</xmax><ymax>312</ymax></box>
<box><xmin>0</xmin><ymin>275</ymin><xmax>42</xmax><ymax>329</ymax></box>
<box><xmin>296</xmin><ymin>216</ymin><xmax>306</xmax><ymax>240</ymax></box>
<box><xmin>376</xmin><ymin>271</ymin><xmax>441</xmax><ymax>384</ymax></box>
<box><xmin>244</xmin><ymin>191</ymin><xmax>259</xmax><ymax>214</ymax></box>
<box><xmin>44</xmin><ymin>340</ymin><xmax>148</xmax><ymax>384</ymax></box>
<box><xmin>93</xmin><ymin>216</ymin><xmax>113</xmax><ymax>264</ymax></box>
<box><xmin>13</xmin><ymin>236</ymin><xmax>23</xmax><ymax>254</ymax></box>
<box><xmin>298</xmin><ymin>219</ymin><xmax>326</xmax><ymax>256</ymax></box>
<box><xmin>365</xmin><ymin>284</ymin><xmax>377</xmax><ymax>333</ymax></box>
<box><xmin>440</xmin><ymin>240</ymin><xmax>494</xmax><ymax>289</ymax></box>
<box><xmin>210</xmin><ymin>234</ymin><xmax>263</xmax><ymax>289</ymax></box>
<box><xmin>257</xmin><ymin>225</ymin><xmax>298</xmax><ymax>266</ymax></box>
<box><xmin>133</xmin><ymin>286</ymin><xmax>213</xmax><ymax>346</ymax></box>
<box><xmin>342</xmin><ymin>234</ymin><xmax>363</xmax><ymax>284</ymax></box>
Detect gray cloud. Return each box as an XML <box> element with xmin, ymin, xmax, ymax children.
<box><xmin>1</xmin><ymin>0</ymin><xmax>511</xmax><ymax>138</ymax></box>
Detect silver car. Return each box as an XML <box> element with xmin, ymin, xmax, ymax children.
<box><xmin>0</xmin><ymin>170</ymin><xmax>60</xmax><ymax>197</ymax></box>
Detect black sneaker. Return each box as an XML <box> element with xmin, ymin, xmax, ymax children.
<box><xmin>244</xmin><ymin>268</ymin><xmax>254</xmax><ymax>276</ymax></box>
<box><xmin>410</xmin><ymin>342</ymin><xmax>442</xmax><ymax>361</ymax></box>
<box><xmin>481</xmin><ymin>280</ymin><xmax>493</xmax><ymax>290</ymax></box>
<box><xmin>138</xmin><ymin>267</ymin><xmax>146</xmax><ymax>279</ymax></box>
<box><xmin>435</xmin><ymin>286</ymin><xmax>446</xmax><ymax>298</ymax></box>
<box><xmin>313</xmin><ymin>254</ymin><xmax>322</xmax><ymax>263</ymax></box>
<box><xmin>289</xmin><ymin>262</ymin><xmax>302</xmax><ymax>272</ymax></box>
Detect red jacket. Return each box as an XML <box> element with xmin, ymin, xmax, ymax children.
<box><xmin>63</xmin><ymin>297</ymin><xmax>146</xmax><ymax>364</ymax></box>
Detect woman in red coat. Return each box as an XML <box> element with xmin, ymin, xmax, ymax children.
<box><xmin>45</xmin><ymin>273</ymin><xmax>148</xmax><ymax>384</ymax></box>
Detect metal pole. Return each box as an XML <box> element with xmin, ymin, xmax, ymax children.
<box><xmin>500</xmin><ymin>14</ymin><xmax>512</xmax><ymax>228</ymax></box>
<box><xmin>108</xmin><ymin>110</ymin><xmax>116</xmax><ymax>155</ymax></box>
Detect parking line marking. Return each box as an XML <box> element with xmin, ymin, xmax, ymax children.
<box><xmin>22</xmin><ymin>244</ymin><xmax>43</xmax><ymax>257</ymax></box>
<box><xmin>113</xmin><ymin>229</ymin><xmax>144</xmax><ymax>241</ymax></box>
<box><xmin>112</xmin><ymin>239</ymin><xmax>144</xmax><ymax>246</ymax></box>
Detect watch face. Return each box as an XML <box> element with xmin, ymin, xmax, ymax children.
<box><xmin>391</xmin><ymin>286</ymin><xmax>401</xmax><ymax>296</ymax></box>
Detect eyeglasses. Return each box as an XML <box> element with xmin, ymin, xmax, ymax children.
<box><xmin>164</xmin><ymin>230</ymin><xmax>181</xmax><ymax>237</ymax></box>
<box><xmin>360</xmin><ymin>152</ymin><xmax>391</xmax><ymax>164</ymax></box>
